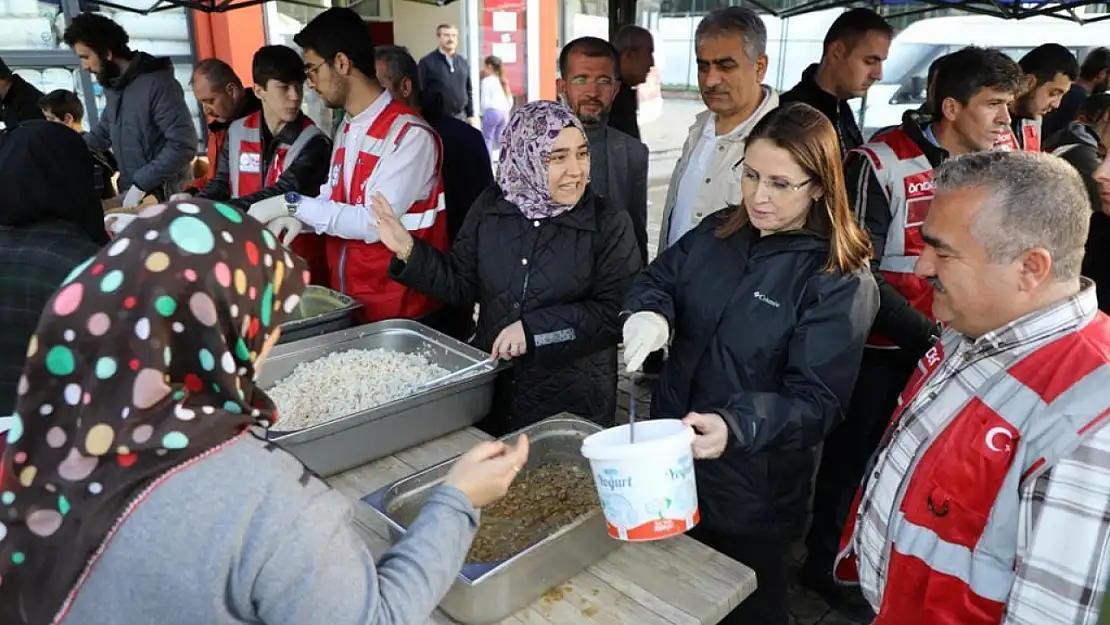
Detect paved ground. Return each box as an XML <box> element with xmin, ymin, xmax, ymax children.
<box><xmin>618</xmin><ymin>97</ymin><xmax>871</xmax><ymax>625</ymax></box>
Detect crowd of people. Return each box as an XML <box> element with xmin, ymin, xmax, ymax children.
<box><xmin>0</xmin><ymin>4</ymin><xmax>1107</xmax><ymax>625</ymax></box>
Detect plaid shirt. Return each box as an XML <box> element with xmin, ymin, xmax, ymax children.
<box><xmin>0</xmin><ymin>223</ymin><xmax>101</xmax><ymax>415</ymax></box>
<box><xmin>853</xmin><ymin>280</ymin><xmax>1110</xmax><ymax>624</ymax></box>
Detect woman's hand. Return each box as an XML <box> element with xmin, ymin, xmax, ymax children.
<box><xmin>683</xmin><ymin>412</ymin><xmax>730</xmax><ymax>460</ymax></box>
<box><xmin>490</xmin><ymin>321</ymin><xmax>527</xmax><ymax>360</ymax></box>
<box><xmin>445</xmin><ymin>435</ymin><xmax>530</xmax><ymax>508</ymax></box>
<box><xmin>370</xmin><ymin>192</ymin><xmax>415</xmax><ymax>259</ymax></box>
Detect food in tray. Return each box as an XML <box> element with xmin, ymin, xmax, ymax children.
<box><xmin>267</xmin><ymin>348</ymin><xmax>450</xmax><ymax>430</ymax></box>
<box><xmin>465</xmin><ymin>464</ymin><xmax>600</xmax><ymax>563</ymax></box>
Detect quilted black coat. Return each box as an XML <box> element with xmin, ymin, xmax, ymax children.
<box><xmin>624</xmin><ymin>212</ymin><xmax>879</xmax><ymax>538</ymax></box>
<box><xmin>390</xmin><ymin>186</ymin><xmax>642</xmax><ymax>435</ymax></box>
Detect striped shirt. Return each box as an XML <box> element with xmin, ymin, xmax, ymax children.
<box><xmin>852</xmin><ymin>280</ymin><xmax>1110</xmax><ymax>624</ymax></box>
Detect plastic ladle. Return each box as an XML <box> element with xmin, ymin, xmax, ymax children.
<box><xmin>628</xmin><ymin>374</ymin><xmax>638</xmax><ymax>443</ymax></box>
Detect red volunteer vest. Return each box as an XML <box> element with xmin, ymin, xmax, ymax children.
<box><xmin>229</xmin><ymin>112</ymin><xmax>330</xmax><ymax>287</ymax></box>
<box><xmin>994</xmin><ymin>118</ymin><xmax>1041</xmax><ymax>152</ymax></box>
<box><xmin>835</xmin><ymin>313</ymin><xmax>1110</xmax><ymax>624</ymax></box>
<box><xmin>853</xmin><ymin>127</ymin><xmax>937</xmax><ymax>348</ymax></box>
<box><xmin>325</xmin><ymin>100</ymin><xmax>448</xmax><ymax>322</ymax></box>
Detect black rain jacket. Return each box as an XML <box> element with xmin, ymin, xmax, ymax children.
<box><xmin>623</xmin><ymin>212</ymin><xmax>879</xmax><ymax>537</ymax></box>
<box><xmin>390</xmin><ymin>186</ymin><xmax>642</xmax><ymax>434</ymax></box>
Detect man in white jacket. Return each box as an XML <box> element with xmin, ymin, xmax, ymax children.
<box><xmin>642</xmin><ymin>6</ymin><xmax>778</xmax><ymax>377</ymax></box>
<box><xmin>658</xmin><ymin>6</ymin><xmax>779</xmax><ymax>254</ymax></box>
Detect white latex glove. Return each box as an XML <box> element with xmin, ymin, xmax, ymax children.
<box><xmin>622</xmin><ymin>311</ymin><xmax>669</xmax><ymax>373</ymax></box>
<box><xmin>122</xmin><ymin>185</ymin><xmax>145</xmax><ymax>208</ymax></box>
<box><xmin>169</xmin><ymin>192</ymin><xmax>193</xmax><ymax>202</ymax></box>
<box><xmin>247</xmin><ymin>195</ymin><xmax>291</xmax><ymax>225</ymax></box>
<box><xmin>267</xmin><ymin>216</ymin><xmax>303</xmax><ymax>247</ymax></box>
<box><xmin>104</xmin><ymin>213</ymin><xmax>138</xmax><ymax>237</ymax></box>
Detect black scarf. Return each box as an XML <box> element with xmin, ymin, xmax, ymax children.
<box><xmin>0</xmin><ymin>120</ymin><xmax>110</xmax><ymax>245</ymax></box>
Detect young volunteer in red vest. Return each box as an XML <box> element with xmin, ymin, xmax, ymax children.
<box><xmin>994</xmin><ymin>44</ymin><xmax>1078</xmax><ymax>152</ymax></box>
<box><xmin>191</xmin><ymin>46</ymin><xmax>332</xmax><ymax>285</ymax></box>
<box><xmin>800</xmin><ymin>46</ymin><xmax>1024</xmax><ymax>614</ymax></box>
<box><xmin>247</xmin><ymin>7</ymin><xmax>447</xmax><ymax>323</ymax></box>
<box><xmin>828</xmin><ymin>151</ymin><xmax>1110</xmax><ymax>625</ymax></box>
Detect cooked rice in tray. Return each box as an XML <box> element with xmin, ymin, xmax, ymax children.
<box><xmin>267</xmin><ymin>348</ymin><xmax>449</xmax><ymax>430</ymax></box>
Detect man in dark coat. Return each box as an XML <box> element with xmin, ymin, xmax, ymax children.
<box><xmin>779</xmin><ymin>8</ymin><xmax>892</xmax><ymax>155</ymax></box>
<box><xmin>417</xmin><ymin>23</ymin><xmax>475</xmax><ymax>124</ymax></box>
<box><xmin>1042</xmin><ymin>47</ymin><xmax>1110</xmax><ymax>138</ymax></box>
<box><xmin>558</xmin><ymin>37</ymin><xmax>650</xmax><ymax>267</ymax></box>
<box><xmin>609</xmin><ymin>25</ymin><xmax>655</xmax><ymax>141</ymax></box>
<box><xmin>0</xmin><ymin>57</ymin><xmax>45</xmax><ymax>128</ymax></box>
<box><xmin>1044</xmin><ymin>93</ymin><xmax>1110</xmax><ymax>313</ymax></box>
<box><xmin>63</xmin><ymin>12</ymin><xmax>197</xmax><ymax>207</ymax></box>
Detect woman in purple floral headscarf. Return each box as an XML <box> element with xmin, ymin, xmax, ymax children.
<box><xmin>377</xmin><ymin>100</ymin><xmax>643</xmax><ymax>435</ymax></box>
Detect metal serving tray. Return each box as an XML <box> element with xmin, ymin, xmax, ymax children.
<box><xmin>260</xmin><ymin>319</ymin><xmax>501</xmax><ymax>476</ymax></box>
<box><xmin>361</xmin><ymin>417</ymin><xmax>621</xmax><ymax>625</ymax></box>
<box><xmin>278</xmin><ymin>286</ymin><xmax>363</xmax><ymax>345</ymax></box>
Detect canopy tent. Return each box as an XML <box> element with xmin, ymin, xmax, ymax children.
<box><xmin>88</xmin><ymin>0</ymin><xmax>1107</xmax><ymax>23</ymax></box>
<box><xmin>86</xmin><ymin>0</ymin><xmax>455</xmax><ymax>15</ymax></box>
<box><xmin>765</xmin><ymin>0</ymin><xmax>1110</xmax><ymax>23</ymax></box>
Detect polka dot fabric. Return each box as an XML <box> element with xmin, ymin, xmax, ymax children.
<box><xmin>0</xmin><ymin>199</ymin><xmax>308</xmax><ymax>625</ymax></box>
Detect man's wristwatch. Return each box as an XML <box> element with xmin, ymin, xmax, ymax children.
<box><xmin>283</xmin><ymin>191</ymin><xmax>302</xmax><ymax>217</ymax></box>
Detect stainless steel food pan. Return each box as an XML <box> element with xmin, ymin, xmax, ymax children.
<box><xmin>361</xmin><ymin>416</ymin><xmax>621</xmax><ymax>625</ymax></box>
<box><xmin>278</xmin><ymin>285</ymin><xmax>362</xmax><ymax>345</ymax></box>
<box><xmin>261</xmin><ymin>319</ymin><xmax>502</xmax><ymax>476</ymax></box>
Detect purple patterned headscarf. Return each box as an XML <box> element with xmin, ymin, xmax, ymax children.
<box><xmin>498</xmin><ymin>100</ymin><xmax>588</xmax><ymax>220</ymax></box>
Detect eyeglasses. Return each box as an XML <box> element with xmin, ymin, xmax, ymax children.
<box><xmin>304</xmin><ymin>60</ymin><xmax>327</xmax><ymax>80</ymax></box>
<box><xmin>738</xmin><ymin>165</ymin><xmax>813</xmax><ymax>197</ymax></box>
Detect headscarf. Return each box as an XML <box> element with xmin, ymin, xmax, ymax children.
<box><xmin>497</xmin><ymin>100</ymin><xmax>588</xmax><ymax>220</ymax></box>
<box><xmin>0</xmin><ymin>120</ymin><xmax>110</xmax><ymax>246</ymax></box>
<box><xmin>0</xmin><ymin>199</ymin><xmax>309</xmax><ymax>625</ymax></box>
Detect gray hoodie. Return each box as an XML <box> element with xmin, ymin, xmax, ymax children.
<box><xmin>85</xmin><ymin>51</ymin><xmax>197</xmax><ymax>199</ymax></box>
<box><xmin>62</xmin><ymin>434</ymin><xmax>479</xmax><ymax>625</ymax></box>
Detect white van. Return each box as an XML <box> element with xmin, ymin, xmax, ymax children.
<box><xmin>855</xmin><ymin>14</ymin><xmax>1110</xmax><ymax>137</ymax></box>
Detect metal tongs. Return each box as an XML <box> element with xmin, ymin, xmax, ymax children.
<box><xmin>411</xmin><ymin>359</ymin><xmax>496</xmax><ymax>394</ymax></box>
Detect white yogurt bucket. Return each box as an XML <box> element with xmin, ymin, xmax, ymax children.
<box><xmin>580</xmin><ymin>419</ymin><xmax>699</xmax><ymax>541</ymax></box>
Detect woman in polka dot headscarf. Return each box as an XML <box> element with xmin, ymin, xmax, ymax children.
<box><xmin>0</xmin><ymin>197</ymin><xmax>309</xmax><ymax>622</ymax></box>
<box><xmin>0</xmin><ymin>199</ymin><xmax>528</xmax><ymax>625</ymax></box>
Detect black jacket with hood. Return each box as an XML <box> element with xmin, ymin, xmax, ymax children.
<box><xmin>0</xmin><ymin>74</ymin><xmax>45</xmax><ymax>128</ymax></box>
<box><xmin>196</xmin><ymin>111</ymin><xmax>331</xmax><ymax>210</ymax></box>
<box><xmin>780</xmin><ymin>64</ymin><xmax>865</xmax><ymax>155</ymax></box>
<box><xmin>390</xmin><ymin>187</ymin><xmax>642</xmax><ymax>435</ymax></box>
<box><xmin>85</xmin><ymin>51</ymin><xmax>197</xmax><ymax>199</ymax></box>
<box><xmin>623</xmin><ymin>212</ymin><xmax>879</xmax><ymax>537</ymax></box>
<box><xmin>0</xmin><ymin>121</ymin><xmax>107</xmax><ymax>414</ymax></box>
<box><xmin>1044</xmin><ymin>121</ymin><xmax>1110</xmax><ymax>312</ymax></box>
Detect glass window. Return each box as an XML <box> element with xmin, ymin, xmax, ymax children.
<box><xmin>0</xmin><ymin>0</ymin><xmax>64</xmax><ymax>49</ymax></box>
<box><xmin>351</xmin><ymin>0</ymin><xmax>390</xmax><ymax>20</ymax></box>
<box><xmin>878</xmin><ymin>43</ymin><xmax>938</xmax><ymax>86</ymax></box>
<box><xmin>266</xmin><ymin>0</ymin><xmax>333</xmax><ymax>45</ymax></box>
